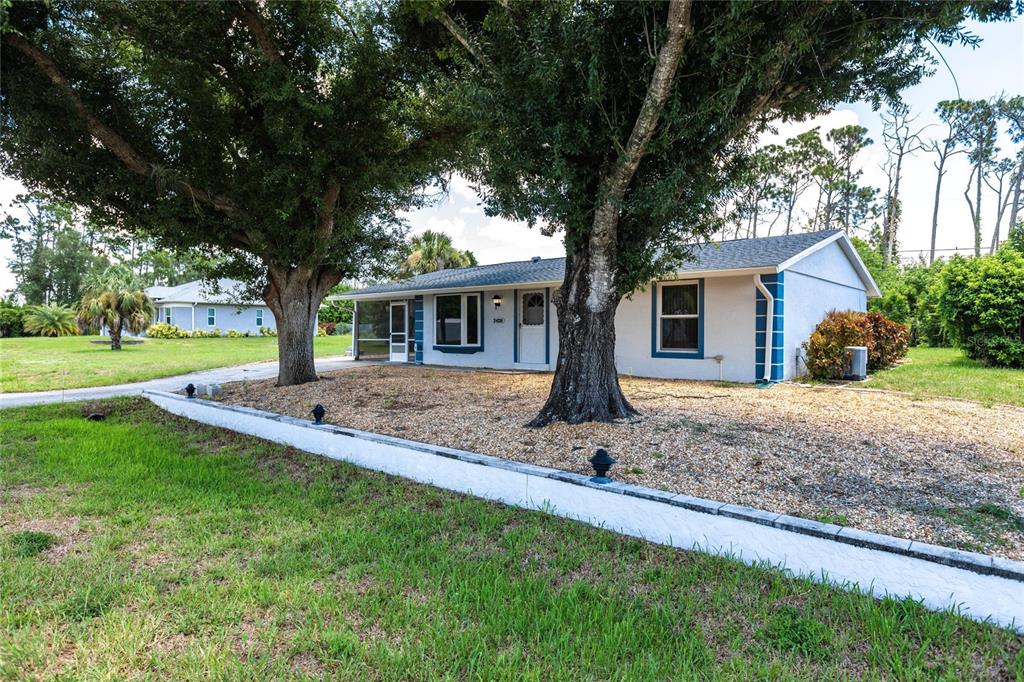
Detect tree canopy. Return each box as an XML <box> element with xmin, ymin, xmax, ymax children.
<box><xmin>2</xmin><ymin>0</ymin><xmax>462</xmax><ymax>382</ymax></box>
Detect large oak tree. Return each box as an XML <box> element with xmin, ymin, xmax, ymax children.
<box><xmin>432</xmin><ymin>0</ymin><xmax>1014</xmax><ymax>425</ymax></box>
<box><xmin>2</xmin><ymin>0</ymin><xmax>460</xmax><ymax>384</ymax></box>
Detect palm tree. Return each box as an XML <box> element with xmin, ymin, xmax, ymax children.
<box><xmin>23</xmin><ymin>304</ymin><xmax>78</xmax><ymax>337</ymax></box>
<box><xmin>400</xmin><ymin>230</ymin><xmax>478</xmax><ymax>277</ymax></box>
<box><xmin>77</xmin><ymin>265</ymin><xmax>155</xmax><ymax>350</ymax></box>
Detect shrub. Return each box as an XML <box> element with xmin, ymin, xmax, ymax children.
<box><xmin>803</xmin><ymin>311</ymin><xmax>870</xmax><ymax>380</ymax></box>
<box><xmin>966</xmin><ymin>336</ymin><xmax>1024</xmax><ymax>368</ymax></box>
<box><xmin>192</xmin><ymin>328</ymin><xmax>222</xmax><ymax>338</ymax></box>
<box><xmin>319</xmin><ymin>322</ymin><xmax>337</xmax><ymax>336</ymax></box>
<box><xmin>802</xmin><ymin>310</ymin><xmax>908</xmax><ymax>380</ymax></box>
<box><xmin>259</xmin><ymin>326</ymin><xmax>277</xmax><ymax>337</ymax></box>
<box><xmin>146</xmin><ymin>322</ymin><xmax>190</xmax><ymax>339</ymax></box>
<box><xmin>863</xmin><ymin>312</ymin><xmax>909</xmax><ymax>371</ymax></box>
<box><xmin>0</xmin><ymin>304</ymin><xmax>26</xmax><ymax>337</ymax></box>
<box><xmin>23</xmin><ymin>304</ymin><xmax>79</xmax><ymax>337</ymax></box>
<box><xmin>226</xmin><ymin>329</ymin><xmax>251</xmax><ymax>338</ymax></box>
<box><xmin>937</xmin><ymin>249</ymin><xmax>1024</xmax><ymax>367</ymax></box>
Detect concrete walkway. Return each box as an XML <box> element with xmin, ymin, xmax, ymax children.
<box><xmin>0</xmin><ymin>356</ymin><xmax>355</xmax><ymax>409</ymax></box>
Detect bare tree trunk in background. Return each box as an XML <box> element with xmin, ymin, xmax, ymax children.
<box><xmin>264</xmin><ymin>264</ymin><xmax>341</xmax><ymax>386</ymax></box>
<box><xmin>1008</xmin><ymin>162</ymin><xmax>1023</xmax><ymax>237</ymax></box>
<box><xmin>531</xmin><ymin>0</ymin><xmax>693</xmax><ymax>426</ymax></box>
<box><xmin>973</xmin><ymin>163</ymin><xmax>984</xmax><ymax>257</ymax></box>
<box><xmin>930</xmin><ymin>150</ymin><xmax>948</xmax><ymax>264</ymax></box>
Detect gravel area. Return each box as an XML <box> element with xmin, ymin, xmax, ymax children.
<box><xmin>217</xmin><ymin>365</ymin><xmax>1024</xmax><ymax>560</ymax></box>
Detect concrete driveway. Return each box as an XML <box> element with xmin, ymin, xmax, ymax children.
<box><xmin>0</xmin><ymin>356</ymin><xmax>355</xmax><ymax>409</ymax></box>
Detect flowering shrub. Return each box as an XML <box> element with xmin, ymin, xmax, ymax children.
<box><xmin>192</xmin><ymin>328</ymin><xmax>222</xmax><ymax>338</ymax></box>
<box><xmin>319</xmin><ymin>322</ymin><xmax>337</xmax><ymax>336</ymax></box>
<box><xmin>803</xmin><ymin>310</ymin><xmax>908</xmax><ymax>380</ymax></box>
<box><xmin>146</xmin><ymin>323</ymin><xmax>190</xmax><ymax>339</ymax></box>
<box><xmin>226</xmin><ymin>329</ymin><xmax>253</xmax><ymax>338</ymax></box>
<box><xmin>259</xmin><ymin>326</ymin><xmax>277</xmax><ymax>337</ymax></box>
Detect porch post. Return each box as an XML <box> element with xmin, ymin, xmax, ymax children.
<box><xmin>352</xmin><ymin>301</ymin><xmax>360</xmax><ymax>360</ymax></box>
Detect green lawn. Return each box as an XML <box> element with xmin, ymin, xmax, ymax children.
<box><xmin>870</xmin><ymin>346</ymin><xmax>1024</xmax><ymax>407</ymax></box>
<box><xmin>0</xmin><ymin>334</ymin><xmax>352</xmax><ymax>393</ymax></box>
<box><xmin>2</xmin><ymin>400</ymin><xmax>1021</xmax><ymax>679</ymax></box>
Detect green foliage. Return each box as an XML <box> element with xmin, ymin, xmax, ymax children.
<box><xmin>318</xmin><ymin>284</ymin><xmax>354</xmax><ymax>325</ymax></box>
<box><xmin>803</xmin><ymin>310</ymin><xmax>909</xmax><ymax>380</ymax></box>
<box><xmin>259</xmin><ymin>326</ymin><xmax>278</xmax><ymax>337</ymax></box>
<box><xmin>191</xmin><ymin>328</ymin><xmax>222</xmax><ymax>339</ymax></box>
<box><xmin>22</xmin><ymin>303</ymin><xmax>78</xmax><ymax>337</ymax></box>
<box><xmin>0</xmin><ymin>303</ymin><xmax>27</xmax><ymax>337</ymax></box>
<box><xmin>1</xmin><ymin>2</ymin><xmax>460</xmax><ymax>298</ymax></box>
<box><xmin>399</xmin><ymin>230</ymin><xmax>477</xmax><ymax>278</ymax></box>
<box><xmin>0</xmin><ymin>193</ymin><xmax>108</xmax><ymax>306</ymax></box>
<box><xmin>936</xmin><ymin>249</ymin><xmax>1024</xmax><ymax>367</ymax></box>
<box><xmin>145</xmin><ymin>322</ymin><xmax>190</xmax><ymax>339</ymax></box>
<box><xmin>8</xmin><ymin>531</ymin><xmax>59</xmax><ymax>558</ymax></box>
<box><xmin>438</xmin><ymin>1</ymin><xmax>1013</xmax><ymax>295</ymax></box>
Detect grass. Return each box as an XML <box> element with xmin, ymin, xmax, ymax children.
<box><xmin>870</xmin><ymin>346</ymin><xmax>1024</xmax><ymax>407</ymax></box>
<box><xmin>2</xmin><ymin>400</ymin><xmax>1022</xmax><ymax>679</ymax></box>
<box><xmin>0</xmin><ymin>334</ymin><xmax>352</xmax><ymax>393</ymax></box>
<box><xmin>927</xmin><ymin>503</ymin><xmax>1024</xmax><ymax>552</ymax></box>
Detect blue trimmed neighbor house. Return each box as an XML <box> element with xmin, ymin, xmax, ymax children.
<box><xmin>341</xmin><ymin>230</ymin><xmax>879</xmax><ymax>383</ymax></box>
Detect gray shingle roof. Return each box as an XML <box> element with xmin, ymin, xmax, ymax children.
<box><xmin>146</xmin><ymin>278</ymin><xmax>258</xmax><ymax>305</ymax></box>
<box><xmin>345</xmin><ymin>230</ymin><xmax>842</xmax><ymax>298</ymax></box>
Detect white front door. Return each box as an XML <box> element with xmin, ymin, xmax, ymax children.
<box><xmin>518</xmin><ymin>290</ymin><xmax>546</xmax><ymax>365</ymax></box>
<box><xmin>389</xmin><ymin>301</ymin><xmax>407</xmax><ymax>362</ymax></box>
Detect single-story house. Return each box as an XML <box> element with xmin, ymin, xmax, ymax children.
<box><xmin>340</xmin><ymin>230</ymin><xmax>880</xmax><ymax>383</ymax></box>
<box><xmin>145</xmin><ymin>278</ymin><xmax>275</xmax><ymax>335</ymax></box>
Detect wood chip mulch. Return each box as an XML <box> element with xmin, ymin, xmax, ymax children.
<box><xmin>217</xmin><ymin>365</ymin><xmax>1024</xmax><ymax>560</ymax></box>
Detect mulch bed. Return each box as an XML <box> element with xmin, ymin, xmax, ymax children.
<box><xmin>217</xmin><ymin>365</ymin><xmax>1024</xmax><ymax>560</ymax></box>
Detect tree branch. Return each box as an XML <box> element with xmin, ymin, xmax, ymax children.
<box><xmin>437</xmin><ymin>11</ymin><xmax>494</xmax><ymax>73</ymax></box>
<box><xmin>235</xmin><ymin>1</ymin><xmax>285</xmax><ymax>66</ymax></box>
<box><xmin>4</xmin><ymin>33</ymin><xmax>245</xmax><ymax>221</ymax></box>
<box><xmin>314</xmin><ymin>177</ymin><xmax>342</xmax><ymax>255</ymax></box>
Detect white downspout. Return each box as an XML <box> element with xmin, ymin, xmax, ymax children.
<box><xmin>754</xmin><ymin>275</ymin><xmax>773</xmax><ymax>384</ymax></box>
<box><xmin>191</xmin><ymin>304</ymin><xmax>195</xmax><ymax>331</ymax></box>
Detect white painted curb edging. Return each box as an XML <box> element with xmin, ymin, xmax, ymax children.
<box><xmin>144</xmin><ymin>390</ymin><xmax>1024</xmax><ymax>632</ymax></box>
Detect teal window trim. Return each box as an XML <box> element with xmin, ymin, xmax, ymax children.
<box><xmin>651</xmin><ymin>279</ymin><xmax>704</xmax><ymax>359</ymax></box>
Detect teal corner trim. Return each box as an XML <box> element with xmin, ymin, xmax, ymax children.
<box><xmin>754</xmin><ymin>272</ymin><xmax>784</xmax><ymax>381</ymax></box>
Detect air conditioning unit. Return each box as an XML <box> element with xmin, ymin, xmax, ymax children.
<box><xmin>844</xmin><ymin>346</ymin><xmax>867</xmax><ymax>381</ymax></box>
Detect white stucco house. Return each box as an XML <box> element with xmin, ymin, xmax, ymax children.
<box><xmin>341</xmin><ymin>230</ymin><xmax>880</xmax><ymax>383</ymax></box>
<box><xmin>145</xmin><ymin>279</ymin><xmax>275</xmax><ymax>335</ymax></box>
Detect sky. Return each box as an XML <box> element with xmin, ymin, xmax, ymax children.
<box><xmin>1</xmin><ymin>16</ymin><xmax>1022</xmax><ymax>294</ymax></box>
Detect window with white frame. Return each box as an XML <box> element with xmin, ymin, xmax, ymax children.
<box><xmin>434</xmin><ymin>293</ymin><xmax>480</xmax><ymax>346</ymax></box>
<box><xmin>657</xmin><ymin>282</ymin><xmax>699</xmax><ymax>351</ymax></box>
<box><xmin>207</xmin><ymin>307</ymin><xmax>216</xmax><ymax>326</ymax></box>
<box><xmin>163</xmin><ymin>307</ymin><xmax>171</xmax><ymax>324</ymax></box>
<box><xmin>255</xmin><ymin>308</ymin><xmax>263</xmax><ymax>327</ymax></box>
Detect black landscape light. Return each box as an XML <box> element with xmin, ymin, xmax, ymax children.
<box><xmin>589</xmin><ymin>448</ymin><xmax>616</xmax><ymax>484</ymax></box>
<box><xmin>312</xmin><ymin>404</ymin><xmax>326</xmax><ymax>425</ymax></box>
<box><xmin>185</xmin><ymin>383</ymin><xmax>196</xmax><ymax>399</ymax></box>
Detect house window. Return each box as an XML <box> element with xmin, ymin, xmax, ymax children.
<box><xmin>255</xmin><ymin>308</ymin><xmax>263</xmax><ymax>327</ymax></box>
<box><xmin>207</xmin><ymin>308</ymin><xmax>216</xmax><ymax>326</ymax></box>
<box><xmin>163</xmin><ymin>307</ymin><xmax>171</xmax><ymax>324</ymax></box>
<box><xmin>657</xmin><ymin>282</ymin><xmax>699</xmax><ymax>352</ymax></box>
<box><xmin>435</xmin><ymin>293</ymin><xmax>481</xmax><ymax>346</ymax></box>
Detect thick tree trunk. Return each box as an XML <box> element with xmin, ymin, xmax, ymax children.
<box><xmin>530</xmin><ymin>0</ymin><xmax>692</xmax><ymax>427</ymax></box>
<box><xmin>531</xmin><ymin>250</ymin><xmax>636</xmax><ymax>426</ymax></box>
<box><xmin>264</xmin><ymin>263</ymin><xmax>340</xmax><ymax>386</ymax></box>
<box><xmin>110</xmin><ymin>320</ymin><xmax>123</xmax><ymax>350</ymax></box>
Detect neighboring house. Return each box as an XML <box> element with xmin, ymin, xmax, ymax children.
<box><xmin>340</xmin><ymin>230</ymin><xmax>879</xmax><ymax>383</ymax></box>
<box><xmin>145</xmin><ymin>279</ymin><xmax>275</xmax><ymax>335</ymax></box>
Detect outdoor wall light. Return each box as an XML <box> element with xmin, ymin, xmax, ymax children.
<box><xmin>312</xmin><ymin>404</ymin><xmax>326</xmax><ymax>425</ymax></box>
<box><xmin>492</xmin><ymin>295</ymin><xmax>503</xmax><ymax>308</ymax></box>
<box><xmin>185</xmin><ymin>383</ymin><xmax>196</xmax><ymax>399</ymax></box>
<box><xmin>589</xmin><ymin>448</ymin><xmax>616</xmax><ymax>484</ymax></box>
